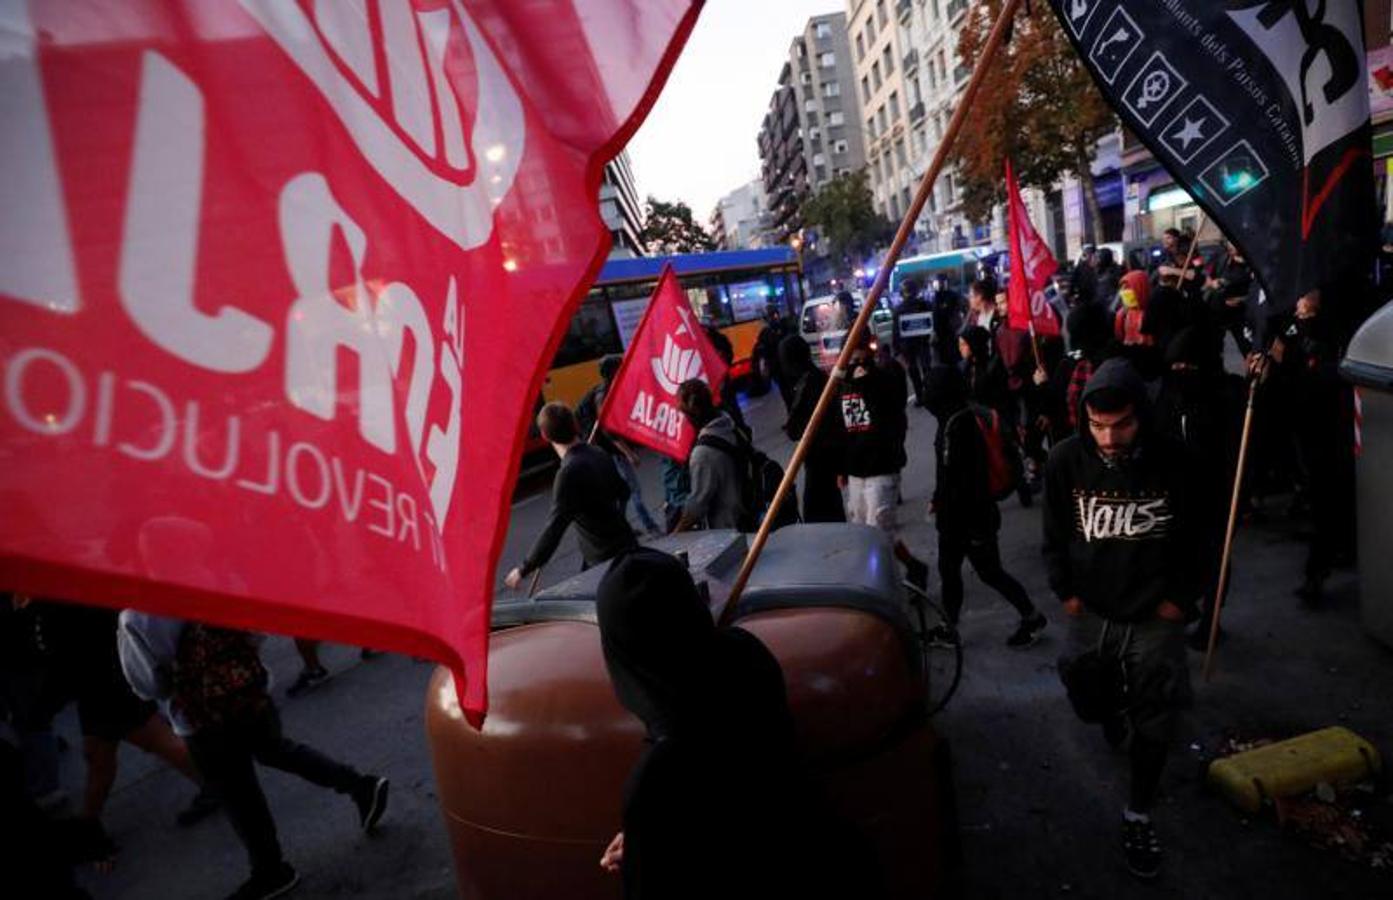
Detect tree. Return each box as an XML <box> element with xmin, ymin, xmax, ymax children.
<box><xmin>950</xmin><ymin>1</ymin><xmax>1117</xmax><ymax>243</ymax></box>
<box><xmin>640</xmin><ymin>196</ymin><xmax>716</xmax><ymax>255</ymax></box>
<box><xmin>799</xmin><ymin>170</ymin><xmax>895</xmax><ymax>275</ymax></box>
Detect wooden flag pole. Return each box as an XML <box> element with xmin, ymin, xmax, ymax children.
<box><xmin>1203</xmin><ymin>370</ymin><xmax>1260</xmax><ymax>680</ymax></box>
<box><xmin>1170</xmin><ymin>213</ymin><xmax>1208</xmax><ymax>289</ymax></box>
<box><xmin>718</xmin><ymin>0</ymin><xmax>1026</xmax><ymax>625</ymax></box>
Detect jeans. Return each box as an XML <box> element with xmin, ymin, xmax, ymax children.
<box><xmin>613</xmin><ymin>454</ymin><xmax>661</xmax><ymax>534</ymax></box>
<box><xmin>937</xmin><ymin>530</ymin><xmax>1034</xmax><ymax>625</ymax></box>
<box><xmin>186</xmin><ymin>704</ymin><xmax>363</xmax><ymax>874</ymax></box>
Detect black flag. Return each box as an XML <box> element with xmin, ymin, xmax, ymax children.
<box><xmin>1047</xmin><ymin>0</ymin><xmax>1378</xmax><ymax>319</ymax></box>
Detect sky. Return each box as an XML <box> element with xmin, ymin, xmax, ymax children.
<box><xmin>626</xmin><ymin>0</ymin><xmax>848</xmax><ymax>221</ymax></box>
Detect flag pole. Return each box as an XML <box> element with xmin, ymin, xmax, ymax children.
<box><xmin>1171</xmin><ymin>213</ymin><xmax>1208</xmax><ymax>289</ymax></box>
<box><xmin>1203</xmin><ymin>368</ymin><xmax>1260</xmax><ymax>680</ymax></box>
<box><xmin>719</xmin><ymin>0</ymin><xmax>1026</xmax><ymax>625</ymax></box>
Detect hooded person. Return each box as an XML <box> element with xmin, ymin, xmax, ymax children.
<box><xmin>958</xmin><ymin>325</ymin><xmax>1008</xmax><ymax>415</ymax></box>
<box><xmin>674</xmin><ymin>380</ymin><xmax>747</xmax><ymax>532</ymax></box>
<box><xmin>780</xmin><ymin>335</ymin><xmax>846</xmax><ymax>523</ymax></box>
<box><xmin>595</xmin><ymin>549</ymin><xmax>875</xmax><ymax>900</ymax></box>
<box><xmin>1042</xmin><ymin>358</ymin><xmax>1200</xmax><ymax>881</ymax></box>
<box><xmin>1114</xmin><ymin>271</ymin><xmax>1153</xmax><ymax>348</ymax></box>
<box><xmin>1042</xmin><ymin>302</ymin><xmax>1115</xmax><ymax>444</ymax></box>
<box><xmin>922</xmin><ymin>367</ymin><xmax>1046</xmax><ymax>647</ymax></box>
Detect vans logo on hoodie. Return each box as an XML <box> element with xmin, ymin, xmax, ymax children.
<box><xmin>1073</xmin><ymin>491</ymin><xmax>1172</xmax><ymax>543</ymax></box>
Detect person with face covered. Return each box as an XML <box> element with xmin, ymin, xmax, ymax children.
<box><xmin>1042</xmin><ymin>358</ymin><xmax>1201</xmax><ymax>881</ymax></box>
<box><xmin>780</xmin><ymin>334</ymin><xmax>846</xmax><ymax>524</ymax></box>
<box><xmin>836</xmin><ymin>334</ymin><xmax>929</xmax><ymax>592</ymax></box>
<box><xmin>923</xmin><ymin>367</ymin><xmax>1046</xmax><ymax>648</ymax></box>
<box><xmin>958</xmin><ymin>325</ymin><xmax>1008</xmax><ymax>416</ymax></box>
<box><xmin>595</xmin><ymin>549</ymin><xmax>876</xmax><ymax>900</ymax></box>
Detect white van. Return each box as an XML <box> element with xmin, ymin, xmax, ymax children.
<box><xmin>799</xmin><ymin>293</ymin><xmax>895</xmax><ymax>371</ymax></box>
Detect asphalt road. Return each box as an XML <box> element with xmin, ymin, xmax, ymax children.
<box><xmin>67</xmin><ymin>378</ymin><xmax>1393</xmax><ymax>899</ymax></box>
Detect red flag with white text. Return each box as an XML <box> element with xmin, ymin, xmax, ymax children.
<box><xmin>0</xmin><ymin>0</ymin><xmax>702</xmax><ymax>725</ymax></box>
<box><xmin>599</xmin><ymin>266</ymin><xmax>729</xmax><ymax>461</ymax></box>
<box><xmin>1005</xmin><ymin>158</ymin><xmax>1061</xmax><ymax>337</ymax></box>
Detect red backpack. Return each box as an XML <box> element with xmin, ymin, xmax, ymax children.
<box><xmin>952</xmin><ymin>405</ymin><xmax>1020</xmax><ymax>500</ymax></box>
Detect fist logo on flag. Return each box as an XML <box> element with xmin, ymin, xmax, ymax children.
<box><xmin>651</xmin><ymin>333</ymin><xmax>707</xmax><ymax>395</ymax></box>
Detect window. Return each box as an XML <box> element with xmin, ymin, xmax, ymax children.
<box><xmin>861</xmin><ymin>76</ymin><xmax>871</xmax><ymax>103</ymax></box>
<box><xmin>829</xmin><ymin>111</ymin><xmax>845</xmax><ymax>126</ymax></box>
<box><xmin>804</xmin><ymin>99</ymin><xmax>817</xmax><ymax>113</ymax></box>
<box><xmin>894</xmin><ymin>137</ymin><xmax>907</xmax><ymax>167</ymax></box>
<box><xmin>866</xmin><ymin>17</ymin><xmax>875</xmax><ymax>43</ymax></box>
<box><xmin>815</xmin><ymin>165</ymin><xmax>827</xmax><ymax>182</ymax></box>
<box><xmin>877</xmin><ymin>106</ymin><xmax>888</xmax><ymax>133</ymax></box>
<box><xmin>796</xmin><ymin>41</ymin><xmax>806</xmax><ymax>58</ymax></box>
<box><xmin>866</xmin><ymin>116</ymin><xmax>876</xmax><ymax>139</ymax></box>
<box><xmin>820</xmin><ymin>51</ymin><xmax>836</xmax><ymax>68</ymax></box>
<box><xmin>889</xmin><ymin>90</ymin><xmax>900</xmax><ymax>120</ymax></box>
<box><xmin>872</xmin><ymin>61</ymin><xmax>882</xmax><ymax>90</ymax></box>
<box><xmin>855</xmin><ymin>32</ymin><xmax>865</xmax><ymax>61</ymax></box>
<box><xmin>815</xmin><ymin>21</ymin><xmax>832</xmax><ymax>39</ymax></box>
<box><xmin>882</xmin><ymin>46</ymin><xmax>893</xmax><ymax>74</ymax></box>
<box><xmin>801</xmin><ymin>71</ymin><xmax>812</xmax><ymax>85</ymax></box>
<box><xmin>822</xmin><ymin>81</ymin><xmax>840</xmax><ymax>97</ymax></box>
<box><xmin>877</xmin><ymin>0</ymin><xmax>888</xmax><ymax>29</ymax></box>
<box><xmin>813</xmin><ymin>152</ymin><xmax>826</xmax><ymax>166</ymax></box>
<box><xmin>834</xmin><ymin>139</ymin><xmax>849</xmax><ymax>155</ymax></box>
<box><xmin>809</xmin><ymin>127</ymin><xmax>821</xmax><ymax>143</ymax></box>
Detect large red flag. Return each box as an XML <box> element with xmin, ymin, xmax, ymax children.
<box><xmin>599</xmin><ymin>266</ymin><xmax>729</xmax><ymax>461</ymax></box>
<box><xmin>0</xmin><ymin>0</ymin><xmax>702</xmax><ymax>725</ymax></box>
<box><xmin>1005</xmin><ymin>158</ymin><xmax>1061</xmax><ymax>337</ymax></box>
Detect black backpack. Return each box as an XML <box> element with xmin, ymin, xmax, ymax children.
<box><xmin>694</xmin><ymin>432</ymin><xmax>799</xmax><ymax>532</ymax></box>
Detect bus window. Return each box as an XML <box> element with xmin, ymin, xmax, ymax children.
<box><xmin>554</xmin><ymin>295</ymin><xmax>621</xmax><ymax>367</ymax></box>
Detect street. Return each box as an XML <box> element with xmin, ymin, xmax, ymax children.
<box><xmin>71</xmin><ymin>383</ymin><xmax>1391</xmax><ymax>900</ymax></box>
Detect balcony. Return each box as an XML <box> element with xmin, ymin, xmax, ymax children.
<box><xmin>903</xmin><ymin>49</ymin><xmax>919</xmax><ymax>74</ymax></box>
<box><xmin>947</xmin><ymin>0</ymin><xmax>968</xmax><ymax>21</ymax></box>
<box><xmin>908</xmin><ymin>100</ymin><xmax>926</xmax><ymax>123</ymax></box>
<box><xmin>897</xmin><ymin>0</ymin><xmax>913</xmax><ymax>23</ymax></box>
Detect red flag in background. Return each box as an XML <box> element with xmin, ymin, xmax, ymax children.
<box><xmin>1005</xmin><ymin>159</ymin><xmax>1061</xmax><ymax>337</ymax></box>
<box><xmin>599</xmin><ymin>266</ymin><xmax>729</xmax><ymax>462</ymax></box>
<box><xmin>0</xmin><ymin>0</ymin><xmax>703</xmax><ymax>726</ymax></box>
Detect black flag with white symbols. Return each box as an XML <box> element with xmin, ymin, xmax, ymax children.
<box><xmin>1047</xmin><ymin>0</ymin><xmax>1378</xmax><ymax>317</ymax></box>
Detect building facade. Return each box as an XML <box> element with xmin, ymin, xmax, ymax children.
<box><xmin>711</xmin><ymin>179</ymin><xmax>770</xmax><ymax>250</ymax></box>
<box><xmin>848</xmin><ymin>0</ymin><xmax>914</xmax><ymax>223</ymax></box>
<box><xmin>599</xmin><ymin>151</ymin><xmax>644</xmax><ymax>258</ymax></box>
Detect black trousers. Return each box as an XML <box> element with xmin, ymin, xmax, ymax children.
<box><xmin>186</xmin><ymin>703</ymin><xmax>362</xmax><ymax>874</ymax></box>
<box><xmin>802</xmin><ymin>458</ymin><xmax>846</xmax><ymax>524</ymax></box>
<box><xmin>937</xmin><ymin>529</ymin><xmax>1034</xmax><ymax>625</ymax></box>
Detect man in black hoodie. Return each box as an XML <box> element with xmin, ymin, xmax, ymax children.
<box><xmin>1042</xmin><ymin>358</ymin><xmax>1199</xmax><ymax>881</ymax></box>
<box><xmin>780</xmin><ymin>335</ymin><xmax>846</xmax><ymax>523</ymax></box>
<box><xmin>924</xmin><ymin>367</ymin><xmax>1046</xmax><ymax>648</ymax></box>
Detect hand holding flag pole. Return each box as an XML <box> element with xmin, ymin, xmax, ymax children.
<box><xmin>719</xmin><ymin>0</ymin><xmax>1026</xmax><ymax>623</ymax></box>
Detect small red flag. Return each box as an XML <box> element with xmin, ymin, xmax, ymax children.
<box><xmin>1005</xmin><ymin>158</ymin><xmax>1062</xmax><ymax>337</ymax></box>
<box><xmin>599</xmin><ymin>265</ymin><xmax>729</xmax><ymax>461</ymax></box>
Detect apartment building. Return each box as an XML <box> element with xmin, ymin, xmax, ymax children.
<box><xmin>848</xmin><ymin>0</ymin><xmax>913</xmax><ymax>222</ymax></box>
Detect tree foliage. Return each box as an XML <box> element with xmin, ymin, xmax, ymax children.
<box><xmin>640</xmin><ymin>196</ymin><xmax>716</xmax><ymax>255</ymax></box>
<box><xmin>950</xmin><ymin>1</ymin><xmax>1116</xmax><ymax>240</ymax></box>
<box><xmin>799</xmin><ymin>170</ymin><xmax>895</xmax><ymax>273</ymax></box>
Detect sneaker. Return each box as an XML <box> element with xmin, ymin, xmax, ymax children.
<box><xmin>285</xmin><ymin>666</ymin><xmax>329</xmax><ymax>698</ymax></box>
<box><xmin>904</xmin><ymin>559</ymin><xmax>929</xmax><ymax>598</ymax></box>
<box><xmin>1121</xmin><ymin>817</ymin><xmax>1163</xmax><ymax>880</ymax></box>
<box><xmin>176</xmin><ymin>786</ymin><xmax>221</xmax><ymax>827</ymax></box>
<box><xmin>1006</xmin><ymin>612</ymin><xmax>1047</xmax><ymax>649</ymax></box>
<box><xmin>226</xmin><ymin>862</ymin><xmax>299</xmax><ymax>900</ymax></box>
<box><xmin>924</xmin><ymin>624</ymin><xmax>959</xmax><ymax>649</ymax></box>
<box><xmin>353</xmin><ymin>776</ymin><xmax>389</xmax><ymax>833</ymax></box>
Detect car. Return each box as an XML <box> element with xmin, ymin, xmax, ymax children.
<box><xmin>799</xmin><ymin>294</ymin><xmax>896</xmax><ymax>371</ymax></box>
<box><xmin>426</xmin><ymin>524</ymin><xmax>960</xmax><ymax>900</ymax></box>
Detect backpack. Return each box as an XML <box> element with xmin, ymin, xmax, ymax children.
<box><xmin>952</xmin><ymin>404</ymin><xmax>1020</xmax><ymax>501</ymax></box>
<box><xmin>173</xmin><ymin>624</ymin><xmax>270</xmax><ymax>730</ymax></box>
<box><xmin>695</xmin><ymin>432</ymin><xmax>800</xmax><ymax>532</ymax></box>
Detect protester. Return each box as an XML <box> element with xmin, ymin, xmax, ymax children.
<box><xmin>1050</xmin><ymin>302</ymin><xmax>1114</xmax><ymax>438</ymax></box>
<box><xmin>1205</xmin><ymin>241</ymin><xmax>1255</xmax><ymax>356</ymax></box>
<box><xmin>505</xmin><ymin>403</ymin><xmax>637</xmax><ymax>588</ymax></box>
<box><xmin>966</xmin><ymin>278</ymin><xmax>1001</xmax><ymax>331</ymax></box>
<box><xmin>674</xmin><ymin>380</ymin><xmax>747</xmax><ymax>531</ymax></box>
<box><xmin>836</xmin><ymin>335</ymin><xmax>929</xmax><ymax>591</ymax></box>
<box><xmin>780</xmin><ymin>335</ymin><xmax>846</xmax><ymax>523</ymax></box>
<box><xmin>1043</xmin><ymin>359</ymin><xmax>1200</xmax><ymax>881</ymax></box>
<box><xmin>892</xmin><ymin>278</ymin><xmax>934</xmax><ymax>406</ymax></box>
<box><xmin>1071</xmin><ymin>244</ymin><xmax>1099</xmax><ymax>307</ymax></box>
<box><xmin>595</xmin><ymin>548</ymin><xmax>874</xmax><ymax>900</ymax></box>
<box><xmin>989</xmin><ymin>291</ymin><xmax>1040</xmax><ymax>506</ymax></box>
<box><xmin>118</xmin><ymin>612</ymin><xmax>389</xmax><ymax>900</ymax></box>
<box><xmin>959</xmin><ymin>325</ymin><xmax>1008</xmax><ymax>414</ymax></box>
<box><xmin>577</xmin><ymin>354</ymin><xmax>665</xmax><ymax>538</ymax></box>
<box><xmin>923</xmin><ymin>367</ymin><xmax>1047</xmax><ymax>648</ymax></box>
<box><xmin>703</xmin><ymin>325</ymin><xmax>751</xmax><ymax>439</ymax></box>
<box><xmin>930</xmin><ymin>278</ymin><xmax>966</xmax><ymax>366</ymax></box>
<box><xmin>1094</xmin><ymin>247</ymin><xmax>1122</xmax><ymax>309</ymax></box>
<box><xmin>1149</xmin><ymin>228</ymin><xmax>1185</xmax><ymax>286</ymax></box>
<box><xmin>754</xmin><ymin>305</ymin><xmax>795</xmax><ymax>410</ymax></box>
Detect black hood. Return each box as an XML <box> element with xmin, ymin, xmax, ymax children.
<box><xmin>597</xmin><ymin>548</ymin><xmax>714</xmax><ymax>739</ymax></box>
<box><xmin>777</xmin><ymin>333</ymin><xmax>814</xmax><ymax>376</ymax></box>
<box><xmin>960</xmin><ymin>325</ymin><xmax>992</xmax><ymax>362</ymax></box>
<box><xmin>923</xmin><ymin>364</ymin><xmax>967</xmax><ymax>420</ymax></box>
<box><xmin>1066</xmin><ymin>303</ymin><xmax>1110</xmax><ymax>358</ymax></box>
<box><xmin>1077</xmin><ymin>358</ymin><xmax>1150</xmax><ymax>446</ymax></box>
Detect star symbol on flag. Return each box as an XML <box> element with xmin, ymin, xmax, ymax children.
<box><xmin>1172</xmin><ymin>117</ymin><xmax>1206</xmax><ymax>150</ymax></box>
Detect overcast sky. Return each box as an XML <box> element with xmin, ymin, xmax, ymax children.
<box><xmin>626</xmin><ymin>0</ymin><xmax>846</xmax><ymax>221</ymax></box>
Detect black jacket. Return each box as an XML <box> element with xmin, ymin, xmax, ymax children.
<box><xmin>521</xmin><ymin>444</ymin><xmax>635</xmax><ymax>574</ymax></box>
<box><xmin>837</xmin><ymin>365</ymin><xmax>908</xmax><ymax>478</ymax></box>
<box><xmin>1042</xmin><ymin>360</ymin><xmax>1202</xmax><ymax>622</ymax></box>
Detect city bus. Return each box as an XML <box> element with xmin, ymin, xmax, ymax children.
<box><xmin>888</xmin><ymin>247</ymin><xmax>999</xmax><ymax>297</ymax></box>
<box><xmin>541</xmin><ymin>247</ymin><xmax>806</xmax><ymax>410</ymax></box>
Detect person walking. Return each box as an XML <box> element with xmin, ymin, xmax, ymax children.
<box><xmin>836</xmin><ymin>335</ymin><xmax>929</xmax><ymax>591</ymax></box>
<box><xmin>891</xmin><ymin>279</ymin><xmax>934</xmax><ymax>407</ymax></box>
<box><xmin>753</xmin><ymin>305</ymin><xmax>795</xmax><ymax>411</ymax></box>
<box><xmin>779</xmin><ymin>335</ymin><xmax>846</xmax><ymax>523</ymax></box>
<box><xmin>1042</xmin><ymin>359</ymin><xmax>1201</xmax><ymax>881</ymax></box>
<box><xmin>118</xmin><ymin>612</ymin><xmax>389</xmax><ymax>900</ymax></box>
<box><xmin>506</xmin><ymin>403</ymin><xmax>638</xmax><ymax>588</ymax></box>
<box><xmin>923</xmin><ymin>368</ymin><xmax>1046</xmax><ymax>648</ymax></box>
<box><xmin>673</xmin><ymin>380</ymin><xmax>747</xmax><ymax>532</ymax></box>
<box><xmin>577</xmin><ymin>354</ymin><xmax>665</xmax><ymax>538</ymax></box>
<box><xmin>1205</xmin><ymin>241</ymin><xmax>1255</xmax><ymax>356</ymax></box>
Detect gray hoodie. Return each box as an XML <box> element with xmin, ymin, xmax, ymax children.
<box><xmin>684</xmin><ymin>413</ymin><xmax>747</xmax><ymax>530</ymax></box>
<box><xmin>117</xmin><ymin>610</ymin><xmax>193</xmax><ymax>735</ymax></box>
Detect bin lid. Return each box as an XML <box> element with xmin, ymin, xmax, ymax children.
<box><xmin>1342</xmin><ymin>300</ymin><xmax>1393</xmax><ymax>390</ymax></box>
